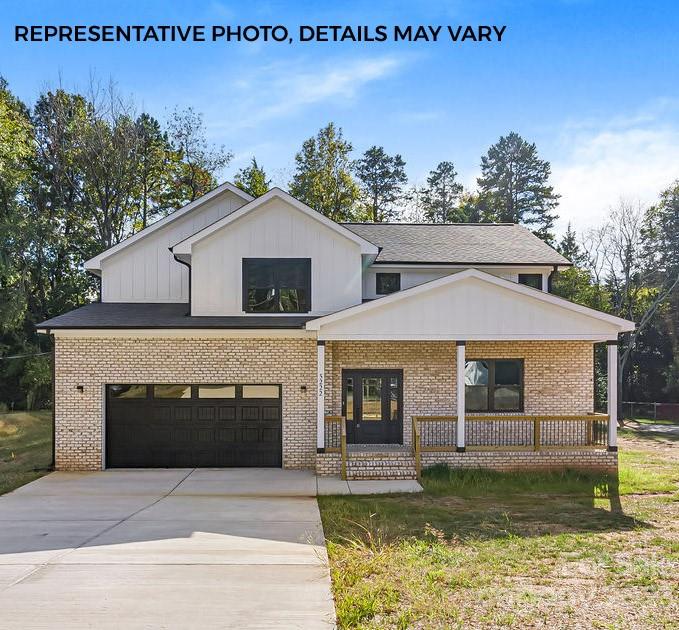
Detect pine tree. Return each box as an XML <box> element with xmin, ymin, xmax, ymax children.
<box><xmin>557</xmin><ymin>223</ymin><xmax>585</xmax><ymax>265</ymax></box>
<box><xmin>477</xmin><ymin>132</ymin><xmax>560</xmax><ymax>243</ymax></box>
<box><xmin>420</xmin><ymin>161</ymin><xmax>464</xmax><ymax>223</ymax></box>
<box><xmin>289</xmin><ymin>122</ymin><xmax>360</xmax><ymax>222</ymax></box>
<box><xmin>353</xmin><ymin>146</ymin><xmax>407</xmax><ymax>222</ymax></box>
<box><xmin>234</xmin><ymin>157</ymin><xmax>270</xmax><ymax>198</ymax></box>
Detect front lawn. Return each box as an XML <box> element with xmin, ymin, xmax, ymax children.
<box><xmin>319</xmin><ymin>433</ymin><xmax>679</xmax><ymax>628</ymax></box>
<box><xmin>0</xmin><ymin>410</ymin><xmax>52</xmax><ymax>495</ymax></box>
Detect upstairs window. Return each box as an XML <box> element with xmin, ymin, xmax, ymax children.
<box><xmin>465</xmin><ymin>359</ymin><xmax>523</xmax><ymax>412</ymax></box>
<box><xmin>376</xmin><ymin>272</ymin><xmax>401</xmax><ymax>295</ymax></box>
<box><xmin>518</xmin><ymin>273</ymin><xmax>543</xmax><ymax>291</ymax></box>
<box><xmin>242</xmin><ymin>258</ymin><xmax>311</xmax><ymax>313</ymax></box>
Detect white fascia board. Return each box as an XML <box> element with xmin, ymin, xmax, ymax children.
<box><xmin>47</xmin><ymin>328</ymin><xmax>316</xmax><ymax>339</ymax></box>
<box><xmin>306</xmin><ymin>268</ymin><xmax>636</xmax><ymax>332</ymax></box>
<box><xmin>370</xmin><ymin>263</ymin><xmax>558</xmax><ymax>271</ymax></box>
<box><xmin>84</xmin><ymin>182</ymin><xmax>253</xmax><ymax>271</ymax></box>
<box><xmin>318</xmin><ymin>333</ymin><xmax>619</xmax><ymax>342</ymax></box>
<box><xmin>170</xmin><ymin>187</ymin><xmax>380</xmax><ymax>256</ymax></box>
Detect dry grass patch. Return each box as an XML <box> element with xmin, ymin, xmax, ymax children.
<box><xmin>0</xmin><ymin>411</ymin><xmax>52</xmax><ymax>495</ymax></box>
<box><xmin>319</xmin><ymin>434</ymin><xmax>679</xmax><ymax>629</ymax></box>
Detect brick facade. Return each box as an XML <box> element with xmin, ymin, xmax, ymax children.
<box><xmin>326</xmin><ymin>340</ymin><xmax>594</xmax><ymax>446</ymax></box>
<box><xmin>54</xmin><ymin>336</ymin><xmax>317</xmax><ymax>471</ymax></box>
<box><xmin>316</xmin><ymin>450</ymin><xmax>617</xmax><ymax>476</ymax></box>
<box><xmin>55</xmin><ymin>336</ymin><xmax>599</xmax><ymax>473</ymax></box>
<box><xmin>420</xmin><ymin>450</ymin><xmax>617</xmax><ymax>473</ymax></box>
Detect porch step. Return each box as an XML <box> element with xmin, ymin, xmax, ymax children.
<box><xmin>345</xmin><ymin>451</ymin><xmax>418</xmax><ymax>480</ymax></box>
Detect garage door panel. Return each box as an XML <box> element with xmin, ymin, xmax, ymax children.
<box><xmin>106</xmin><ymin>384</ymin><xmax>282</xmax><ymax>468</ymax></box>
<box><xmin>218</xmin><ymin>407</ymin><xmax>236</xmax><ymax>421</ymax></box>
<box><xmin>197</xmin><ymin>406</ymin><xmax>215</xmax><ymax>421</ymax></box>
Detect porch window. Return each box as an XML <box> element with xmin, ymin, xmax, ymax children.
<box><xmin>465</xmin><ymin>359</ymin><xmax>523</xmax><ymax>412</ymax></box>
<box><xmin>242</xmin><ymin>258</ymin><xmax>311</xmax><ymax>313</ymax></box>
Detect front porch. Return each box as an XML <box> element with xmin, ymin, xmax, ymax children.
<box><xmin>320</xmin><ymin>412</ymin><xmax>616</xmax><ymax>480</ymax></box>
<box><xmin>307</xmin><ymin>270</ymin><xmax>630</xmax><ymax>480</ymax></box>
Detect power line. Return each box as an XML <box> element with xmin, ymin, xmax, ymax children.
<box><xmin>0</xmin><ymin>351</ymin><xmax>51</xmax><ymax>361</ymax></box>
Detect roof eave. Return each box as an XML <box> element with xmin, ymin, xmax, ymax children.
<box><xmin>84</xmin><ymin>182</ymin><xmax>253</xmax><ymax>270</ymax></box>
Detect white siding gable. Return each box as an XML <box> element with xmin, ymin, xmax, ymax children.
<box><xmin>362</xmin><ymin>265</ymin><xmax>552</xmax><ymax>298</ymax></box>
<box><xmin>309</xmin><ymin>270</ymin><xmax>634</xmax><ymax>341</ymax></box>
<box><xmin>101</xmin><ymin>190</ymin><xmax>248</xmax><ymax>302</ymax></box>
<box><xmin>191</xmin><ymin>197</ymin><xmax>363</xmax><ymax>316</ymax></box>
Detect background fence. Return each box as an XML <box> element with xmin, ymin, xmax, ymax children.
<box><xmin>623</xmin><ymin>402</ymin><xmax>679</xmax><ymax>421</ymax></box>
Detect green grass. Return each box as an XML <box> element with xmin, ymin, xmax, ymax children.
<box><xmin>319</xmin><ymin>439</ymin><xmax>679</xmax><ymax>628</ymax></box>
<box><xmin>627</xmin><ymin>417</ymin><xmax>679</xmax><ymax>426</ymax></box>
<box><xmin>0</xmin><ymin>410</ymin><xmax>52</xmax><ymax>495</ymax></box>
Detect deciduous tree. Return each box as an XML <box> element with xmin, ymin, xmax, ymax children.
<box><xmin>289</xmin><ymin>122</ymin><xmax>360</xmax><ymax>221</ymax></box>
<box><xmin>234</xmin><ymin>157</ymin><xmax>270</xmax><ymax>198</ymax></box>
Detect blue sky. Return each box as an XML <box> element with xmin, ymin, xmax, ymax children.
<box><xmin>2</xmin><ymin>0</ymin><xmax>679</xmax><ymax>234</ymax></box>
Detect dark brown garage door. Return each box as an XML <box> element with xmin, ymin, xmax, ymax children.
<box><xmin>106</xmin><ymin>384</ymin><xmax>282</xmax><ymax>468</ymax></box>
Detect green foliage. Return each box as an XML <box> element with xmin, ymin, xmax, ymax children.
<box><xmin>419</xmin><ymin>161</ymin><xmax>465</xmax><ymax>222</ymax></box>
<box><xmin>20</xmin><ymin>354</ymin><xmax>51</xmax><ymax>410</ymax></box>
<box><xmin>166</xmin><ymin>107</ymin><xmax>232</xmax><ymax>203</ymax></box>
<box><xmin>477</xmin><ymin>131</ymin><xmax>560</xmax><ymax>243</ymax></box>
<box><xmin>353</xmin><ymin>146</ymin><xmax>407</xmax><ymax>222</ymax></box>
<box><xmin>0</xmin><ymin>79</ymin><xmax>232</xmax><ymax>408</ymax></box>
<box><xmin>557</xmin><ymin>222</ymin><xmax>585</xmax><ymax>265</ymax></box>
<box><xmin>289</xmin><ymin>122</ymin><xmax>360</xmax><ymax>221</ymax></box>
<box><xmin>234</xmin><ymin>157</ymin><xmax>270</xmax><ymax>198</ymax></box>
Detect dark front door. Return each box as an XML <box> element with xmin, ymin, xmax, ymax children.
<box><xmin>342</xmin><ymin>370</ymin><xmax>403</xmax><ymax>444</ymax></box>
<box><xmin>106</xmin><ymin>384</ymin><xmax>282</xmax><ymax>468</ymax></box>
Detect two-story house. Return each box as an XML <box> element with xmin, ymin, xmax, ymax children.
<box><xmin>38</xmin><ymin>185</ymin><xmax>635</xmax><ymax>480</ymax></box>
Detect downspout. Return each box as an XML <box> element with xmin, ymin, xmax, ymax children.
<box><xmin>50</xmin><ymin>330</ymin><xmax>55</xmax><ymax>470</ymax></box>
<box><xmin>171</xmin><ymin>249</ymin><xmax>192</xmax><ymax>315</ymax></box>
<box><xmin>547</xmin><ymin>264</ymin><xmax>559</xmax><ymax>293</ymax></box>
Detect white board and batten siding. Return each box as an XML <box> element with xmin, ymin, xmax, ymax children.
<box><xmin>362</xmin><ymin>266</ymin><xmax>553</xmax><ymax>300</ymax></box>
<box><xmin>101</xmin><ymin>191</ymin><xmax>248</xmax><ymax>302</ymax></box>
<box><xmin>312</xmin><ymin>273</ymin><xmax>633</xmax><ymax>341</ymax></box>
<box><xmin>190</xmin><ymin>197</ymin><xmax>364</xmax><ymax>316</ymax></box>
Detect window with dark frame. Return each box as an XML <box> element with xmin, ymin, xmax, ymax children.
<box><xmin>376</xmin><ymin>272</ymin><xmax>401</xmax><ymax>295</ymax></box>
<box><xmin>518</xmin><ymin>273</ymin><xmax>543</xmax><ymax>290</ymax></box>
<box><xmin>242</xmin><ymin>258</ymin><xmax>311</xmax><ymax>313</ymax></box>
<box><xmin>464</xmin><ymin>359</ymin><xmax>523</xmax><ymax>412</ymax></box>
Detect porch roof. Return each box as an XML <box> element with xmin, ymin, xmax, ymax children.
<box><xmin>306</xmin><ymin>269</ymin><xmax>635</xmax><ymax>342</ymax></box>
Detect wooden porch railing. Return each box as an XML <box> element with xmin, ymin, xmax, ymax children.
<box><xmin>411</xmin><ymin>416</ymin><xmax>422</xmax><ymax>481</ymax></box>
<box><xmin>340</xmin><ymin>416</ymin><xmax>347</xmax><ymax>480</ymax></box>
<box><xmin>413</xmin><ymin>416</ymin><xmax>458</xmax><ymax>452</ymax></box>
<box><xmin>412</xmin><ymin>414</ymin><xmax>609</xmax><ymax>452</ymax></box>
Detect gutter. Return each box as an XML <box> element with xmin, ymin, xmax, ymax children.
<box><xmin>50</xmin><ymin>334</ymin><xmax>55</xmax><ymax>469</ymax></box>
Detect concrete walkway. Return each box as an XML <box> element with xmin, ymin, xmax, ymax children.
<box><xmin>0</xmin><ymin>469</ymin><xmax>335</xmax><ymax>629</ymax></box>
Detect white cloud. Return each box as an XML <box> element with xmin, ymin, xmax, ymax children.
<box><xmin>208</xmin><ymin>54</ymin><xmax>407</xmax><ymax>131</ymax></box>
<box><xmin>551</xmin><ymin>102</ymin><xmax>679</xmax><ymax>235</ymax></box>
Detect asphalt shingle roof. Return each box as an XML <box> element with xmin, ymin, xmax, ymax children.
<box><xmin>341</xmin><ymin>223</ymin><xmax>571</xmax><ymax>265</ymax></box>
<box><xmin>37</xmin><ymin>303</ymin><xmax>315</xmax><ymax>330</ymax></box>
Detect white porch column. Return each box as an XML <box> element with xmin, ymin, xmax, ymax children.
<box><xmin>316</xmin><ymin>341</ymin><xmax>325</xmax><ymax>451</ymax></box>
<box><xmin>607</xmin><ymin>340</ymin><xmax>618</xmax><ymax>451</ymax></box>
<box><xmin>456</xmin><ymin>341</ymin><xmax>466</xmax><ymax>451</ymax></box>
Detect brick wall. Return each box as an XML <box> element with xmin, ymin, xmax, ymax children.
<box><xmin>316</xmin><ymin>452</ymin><xmax>341</xmax><ymax>476</ymax></box>
<box><xmin>55</xmin><ymin>337</ymin><xmax>596</xmax><ymax>472</ymax></box>
<box><xmin>326</xmin><ymin>340</ymin><xmax>594</xmax><ymax>446</ymax></box>
<box><xmin>54</xmin><ymin>336</ymin><xmax>317</xmax><ymax>471</ymax></box>
<box><xmin>420</xmin><ymin>450</ymin><xmax>617</xmax><ymax>473</ymax></box>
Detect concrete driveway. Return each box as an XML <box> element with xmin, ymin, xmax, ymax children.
<box><xmin>0</xmin><ymin>469</ymin><xmax>335</xmax><ymax>629</ymax></box>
